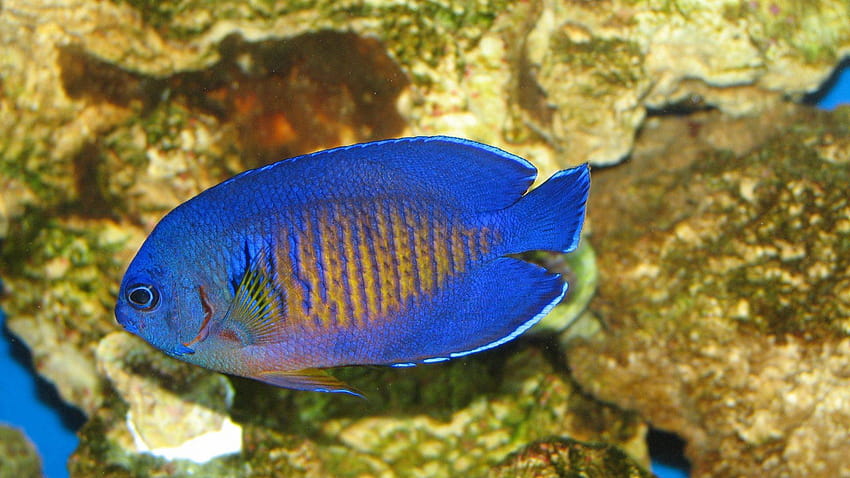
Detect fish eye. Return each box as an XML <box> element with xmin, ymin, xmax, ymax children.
<box><xmin>126</xmin><ymin>284</ymin><xmax>160</xmax><ymax>311</ymax></box>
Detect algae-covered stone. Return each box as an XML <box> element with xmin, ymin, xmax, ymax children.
<box><xmin>528</xmin><ymin>243</ymin><xmax>599</xmax><ymax>335</ymax></box>
<box><xmin>96</xmin><ymin>332</ymin><xmax>242</xmax><ymax>463</ymax></box>
<box><xmin>493</xmin><ymin>437</ymin><xmax>654</xmax><ymax>478</ymax></box>
<box><xmin>314</xmin><ymin>349</ymin><xmax>646</xmax><ymax>476</ymax></box>
<box><xmin>1</xmin><ymin>216</ymin><xmax>137</xmax><ymax>414</ymax></box>
<box><xmin>1</xmin><ymin>0</ymin><xmax>848</xmax><ymax>222</ymax></box>
<box><xmin>567</xmin><ymin>105</ymin><xmax>850</xmax><ymax>477</ymax></box>
<box><xmin>72</xmin><ymin>343</ymin><xmax>646</xmax><ymax>477</ymax></box>
<box><xmin>0</xmin><ymin>425</ymin><xmax>43</xmax><ymax>478</ymax></box>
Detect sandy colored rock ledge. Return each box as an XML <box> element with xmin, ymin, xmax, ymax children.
<box><xmin>568</xmin><ymin>104</ymin><xmax>850</xmax><ymax>477</ymax></box>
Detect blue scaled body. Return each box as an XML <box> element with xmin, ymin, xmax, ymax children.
<box><xmin>115</xmin><ymin>136</ymin><xmax>590</xmax><ymax>395</ymax></box>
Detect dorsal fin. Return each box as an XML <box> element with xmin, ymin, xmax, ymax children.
<box><xmin>329</xmin><ymin>136</ymin><xmax>538</xmax><ymax>211</ymax></box>
<box><xmin>207</xmin><ymin>136</ymin><xmax>538</xmax><ymax>214</ymax></box>
<box><xmin>221</xmin><ymin>248</ymin><xmax>284</xmax><ymax>346</ymax></box>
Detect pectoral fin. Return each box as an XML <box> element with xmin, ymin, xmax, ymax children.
<box><xmin>256</xmin><ymin>369</ymin><xmax>364</xmax><ymax>397</ymax></box>
<box><xmin>223</xmin><ymin>249</ymin><xmax>284</xmax><ymax>346</ymax></box>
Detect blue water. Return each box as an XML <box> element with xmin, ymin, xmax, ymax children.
<box><xmin>813</xmin><ymin>59</ymin><xmax>850</xmax><ymax>110</ymax></box>
<box><xmin>0</xmin><ymin>309</ymin><xmax>84</xmax><ymax>478</ymax></box>
<box><xmin>1</xmin><ymin>63</ymin><xmax>848</xmax><ymax>478</ymax></box>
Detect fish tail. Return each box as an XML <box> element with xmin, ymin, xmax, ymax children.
<box><xmin>504</xmin><ymin>164</ymin><xmax>590</xmax><ymax>254</ymax></box>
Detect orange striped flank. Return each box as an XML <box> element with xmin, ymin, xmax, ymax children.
<box><xmin>357</xmin><ymin>210</ymin><xmax>381</xmax><ymax>319</ymax></box>
<box><xmin>274</xmin><ymin>200</ymin><xmax>501</xmax><ymax>332</ymax></box>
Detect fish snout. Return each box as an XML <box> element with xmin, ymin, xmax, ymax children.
<box><xmin>114</xmin><ymin>306</ymin><xmax>140</xmax><ymax>335</ymax></box>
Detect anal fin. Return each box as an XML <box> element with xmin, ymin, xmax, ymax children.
<box><xmin>256</xmin><ymin>369</ymin><xmax>364</xmax><ymax>397</ymax></box>
<box><xmin>384</xmin><ymin>256</ymin><xmax>565</xmax><ymax>364</ymax></box>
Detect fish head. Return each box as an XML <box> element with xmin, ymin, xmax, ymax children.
<box><xmin>115</xmin><ymin>245</ymin><xmax>208</xmax><ymax>358</ymax></box>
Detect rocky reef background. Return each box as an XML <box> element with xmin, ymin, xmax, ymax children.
<box><xmin>1</xmin><ymin>0</ymin><xmax>849</xmax><ymax>476</ymax></box>
<box><xmin>570</xmin><ymin>105</ymin><xmax>850</xmax><ymax>477</ymax></box>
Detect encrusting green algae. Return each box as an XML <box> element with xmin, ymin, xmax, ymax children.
<box><xmin>568</xmin><ymin>105</ymin><xmax>850</xmax><ymax>477</ymax></box>
<box><xmin>73</xmin><ymin>337</ymin><xmax>647</xmax><ymax>476</ymax></box>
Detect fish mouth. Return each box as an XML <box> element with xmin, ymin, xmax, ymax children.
<box><xmin>114</xmin><ymin>310</ymin><xmax>140</xmax><ymax>334</ymax></box>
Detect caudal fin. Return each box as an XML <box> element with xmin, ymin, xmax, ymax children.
<box><xmin>505</xmin><ymin>164</ymin><xmax>590</xmax><ymax>254</ymax></box>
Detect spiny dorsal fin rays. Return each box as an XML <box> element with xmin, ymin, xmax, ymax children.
<box><xmin>256</xmin><ymin>368</ymin><xmax>364</xmax><ymax>397</ymax></box>
<box><xmin>222</xmin><ymin>246</ymin><xmax>285</xmax><ymax>346</ymax></box>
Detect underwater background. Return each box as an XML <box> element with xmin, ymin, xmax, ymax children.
<box><xmin>2</xmin><ymin>2</ymin><xmax>850</xmax><ymax>477</ymax></box>
<box><xmin>2</xmin><ymin>66</ymin><xmax>848</xmax><ymax>478</ymax></box>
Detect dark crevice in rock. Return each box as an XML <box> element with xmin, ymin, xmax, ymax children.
<box><xmin>645</xmin><ymin>96</ymin><xmax>716</xmax><ymax>117</ymax></box>
<box><xmin>59</xmin><ymin>46</ymin><xmax>164</xmax><ymax>110</ymax></box>
<box><xmin>72</xmin><ymin>143</ymin><xmax>120</xmax><ymax>220</ymax></box>
<box><xmin>59</xmin><ymin>31</ymin><xmax>410</xmax><ymax>169</ymax></box>
<box><xmin>177</xmin><ymin>31</ymin><xmax>409</xmax><ymax>167</ymax></box>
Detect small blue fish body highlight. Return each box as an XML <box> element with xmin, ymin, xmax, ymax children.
<box><xmin>115</xmin><ymin>136</ymin><xmax>590</xmax><ymax>395</ymax></box>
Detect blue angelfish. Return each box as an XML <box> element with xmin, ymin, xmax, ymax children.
<box><xmin>115</xmin><ymin>136</ymin><xmax>590</xmax><ymax>395</ymax></box>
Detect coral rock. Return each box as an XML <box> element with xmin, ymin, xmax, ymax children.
<box><xmin>493</xmin><ymin>437</ymin><xmax>654</xmax><ymax>478</ymax></box>
<box><xmin>0</xmin><ymin>425</ymin><xmax>43</xmax><ymax>478</ymax></box>
<box><xmin>568</xmin><ymin>105</ymin><xmax>850</xmax><ymax>477</ymax></box>
<box><xmin>95</xmin><ymin>332</ymin><xmax>242</xmax><ymax>463</ymax></box>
